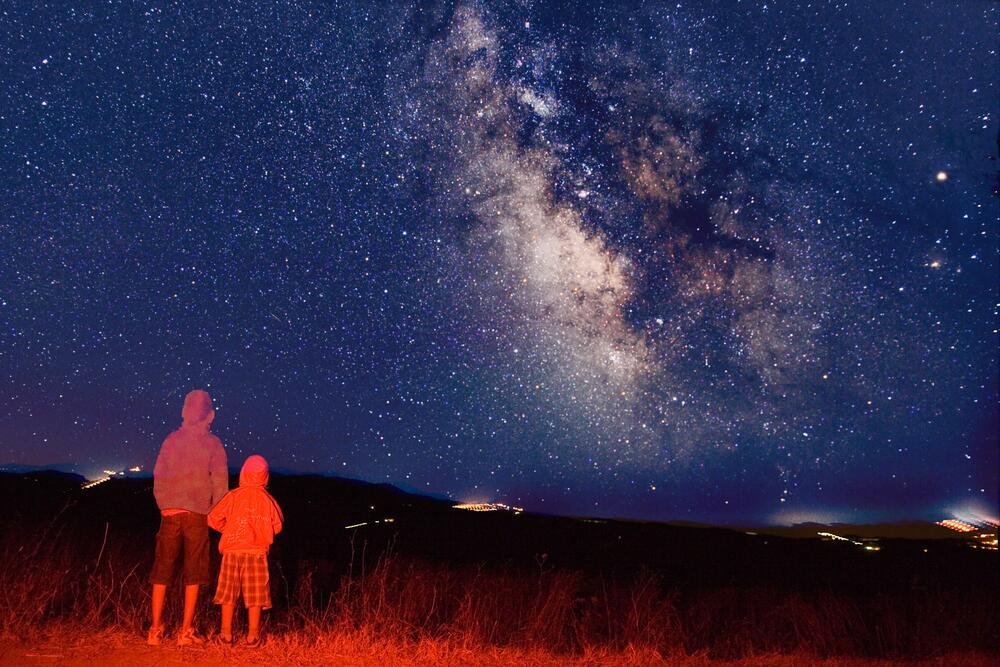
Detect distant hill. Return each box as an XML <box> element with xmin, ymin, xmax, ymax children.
<box><xmin>1</xmin><ymin>469</ymin><xmax>989</xmax><ymax>583</ymax></box>
<box><xmin>0</xmin><ymin>463</ymin><xmax>83</xmax><ymax>477</ymax></box>
<box><xmin>753</xmin><ymin>521</ymin><xmax>962</xmax><ymax>540</ymax></box>
<box><xmin>0</xmin><ymin>469</ymin><xmax>980</xmax><ymax>543</ymax></box>
<box><xmin>0</xmin><ymin>468</ymin><xmax>86</xmax><ymax>486</ymax></box>
<box><xmin>2</xmin><ymin>473</ymin><xmax>997</xmax><ymax>659</ymax></box>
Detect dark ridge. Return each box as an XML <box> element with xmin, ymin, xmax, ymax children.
<box><xmin>2</xmin><ymin>471</ymin><xmax>993</xmax><ymax>592</ymax></box>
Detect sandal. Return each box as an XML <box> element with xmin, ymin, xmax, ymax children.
<box><xmin>177</xmin><ymin>627</ymin><xmax>205</xmax><ymax>647</ymax></box>
<box><xmin>146</xmin><ymin>624</ymin><xmax>165</xmax><ymax>646</ymax></box>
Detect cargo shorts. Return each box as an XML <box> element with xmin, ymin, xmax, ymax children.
<box><xmin>149</xmin><ymin>511</ymin><xmax>210</xmax><ymax>586</ymax></box>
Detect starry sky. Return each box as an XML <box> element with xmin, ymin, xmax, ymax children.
<box><xmin>2</xmin><ymin>1</ymin><xmax>997</xmax><ymax>524</ymax></box>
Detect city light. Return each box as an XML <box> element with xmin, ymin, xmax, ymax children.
<box><xmin>937</xmin><ymin>519</ymin><xmax>976</xmax><ymax>533</ymax></box>
<box><xmin>344</xmin><ymin>518</ymin><xmax>396</xmax><ymax>530</ymax></box>
<box><xmin>453</xmin><ymin>502</ymin><xmax>524</xmax><ymax>514</ymax></box>
<box><xmin>81</xmin><ymin>465</ymin><xmax>144</xmax><ymax>490</ymax></box>
<box><xmin>81</xmin><ymin>476</ymin><xmax>110</xmax><ymax>490</ymax></box>
<box><xmin>818</xmin><ymin>531</ymin><xmax>881</xmax><ymax>551</ymax></box>
<box><xmin>936</xmin><ymin>516</ymin><xmax>998</xmax><ymax>550</ymax></box>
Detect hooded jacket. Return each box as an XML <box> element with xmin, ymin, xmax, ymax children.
<box><xmin>208</xmin><ymin>455</ymin><xmax>284</xmax><ymax>554</ymax></box>
<box><xmin>153</xmin><ymin>390</ymin><xmax>228</xmax><ymax>514</ymax></box>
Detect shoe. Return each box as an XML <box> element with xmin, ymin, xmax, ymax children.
<box><xmin>214</xmin><ymin>633</ymin><xmax>234</xmax><ymax>646</ymax></box>
<box><xmin>245</xmin><ymin>634</ymin><xmax>262</xmax><ymax>648</ymax></box>
<box><xmin>146</xmin><ymin>624</ymin><xmax>165</xmax><ymax>646</ymax></box>
<box><xmin>177</xmin><ymin>627</ymin><xmax>205</xmax><ymax>647</ymax></box>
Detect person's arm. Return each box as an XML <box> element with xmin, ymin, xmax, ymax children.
<box><xmin>209</xmin><ymin>438</ymin><xmax>228</xmax><ymax>508</ymax></box>
<box><xmin>270</xmin><ymin>497</ymin><xmax>284</xmax><ymax>536</ymax></box>
<box><xmin>207</xmin><ymin>492</ymin><xmax>230</xmax><ymax>532</ymax></box>
<box><xmin>152</xmin><ymin>438</ymin><xmax>170</xmax><ymax>511</ymax></box>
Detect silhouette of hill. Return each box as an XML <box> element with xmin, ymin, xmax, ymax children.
<box><xmin>1</xmin><ymin>469</ymin><xmax>997</xmax><ymax>660</ymax></box>
<box><xmin>0</xmin><ymin>463</ymin><xmax>82</xmax><ymax>477</ymax></box>
<box><xmin>0</xmin><ymin>469</ymin><xmax>990</xmax><ymax>591</ymax></box>
<box><xmin>755</xmin><ymin>521</ymin><xmax>960</xmax><ymax>540</ymax></box>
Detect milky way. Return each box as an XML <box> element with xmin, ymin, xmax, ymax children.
<box><xmin>1</xmin><ymin>1</ymin><xmax>996</xmax><ymax>523</ymax></box>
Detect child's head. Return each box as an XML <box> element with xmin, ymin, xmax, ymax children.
<box><xmin>239</xmin><ymin>454</ymin><xmax>269</xmax><ymax>487</ymax></box>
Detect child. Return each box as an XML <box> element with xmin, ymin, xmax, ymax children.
<box><xmin>208</xmin><ymin>454</ymin><xmax>283</xmax><ymax>646</ymax></box>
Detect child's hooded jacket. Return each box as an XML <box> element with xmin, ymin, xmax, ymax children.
<box><xmin>208</xmin><ymin>455</ymin><xmax>283</xmax><ymax>553</ymax></box>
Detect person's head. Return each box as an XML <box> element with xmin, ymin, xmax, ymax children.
<box><xmin>181</xmin><ymin>389</ymin><xmax>215</xmax><ymax>431</ymax></box>
<box><xmin>240</xmin><ymin>454</ymin><xmax>269</xmax><ymax>487</ymax></box>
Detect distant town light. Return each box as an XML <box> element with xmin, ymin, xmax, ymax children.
<box><xmin>82</xmin><ymin>476</ymin><xmax>110</xmax><ymax>490</ymax></box>
<box><xmin>818</xmin><ymin>531</ymin><xmax>872</xmax><ymax>548</ymax></box>
<box><xmin>344</xmin><ymin>517</ymin><xmax>395</xmax><ymax>530</ymax></box>
<box><xmin>453</xmin><ymin>502</ymin><xmax>523</xmax><ymax>514</ymax></box>
<box><xmin>937</xmin><ymin>519</ymin><xmax>976</xmax><ymax>533</ymax></box>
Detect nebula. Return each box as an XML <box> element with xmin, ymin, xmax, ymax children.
<box><xmin>397</xmin><ymin>4</ymin><xmax>832</xmax><ymax>470</ymax></box>
<box><xmin>409</xmin><ymin>7</ymin><xmax>658</xmax><ymax>452</ymax></box>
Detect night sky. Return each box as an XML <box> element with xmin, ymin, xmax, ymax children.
<box><xmin>2</xmin><ymin>1</ymin><xmax>997</xmax><ymax>524</ymax></box>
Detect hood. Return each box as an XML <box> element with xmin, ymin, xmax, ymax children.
<box><xmin>181</xmin><ymin>389</ymin><xmax>215</xmax><ymax>430</ymax></box>
<box><xmin>239</xmin><ymin>454</ymin><xmax>269</xmax><ymax>487</ymax></box>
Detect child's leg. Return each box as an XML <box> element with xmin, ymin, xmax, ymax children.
<box><xmin>213</xmin><ymin>553</ymin><xmax>237</xmax><ymax>641</ymax></box>
<box><xmin>220</xmin><ymin>604</ymin><xmax>235</xmax><ymax>640</ymax></box>
<box><xmin>247</xmin><ymin>606</ymin><xmax>261</xmax><ymax>640</ymax></box>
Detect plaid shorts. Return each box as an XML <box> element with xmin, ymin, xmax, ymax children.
<box><xmin>213</xmin><ymin>552</ymin><xmax>272</xmax><ymax>609</ymax></box>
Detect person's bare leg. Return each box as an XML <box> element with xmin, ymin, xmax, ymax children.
<box><xmin>181</xmin><ymin>584</ymin><xmax>200</xmax><ymax>633</ymax></box>
<box><xmin>220</xmin><ymin>604</ymin><xmax>235</xmax><ymax>640</ymax></box>
<box><xmin>151</xmin><ymin>584</ymin><xmax>167</xmax><ymax>628</ymax></box>
<box><xmin>247</xmin><ymin>606</ymin><xmax>261</xmax><ymax>641</ymax></box>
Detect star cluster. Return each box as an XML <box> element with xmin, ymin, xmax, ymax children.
<box><xmin>1</xmin><ymin>1</ymin><xmax>996</xmax><ymax>523</ymax></box>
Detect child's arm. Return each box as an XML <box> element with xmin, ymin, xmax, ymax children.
<box><xmin>270</xmin><ymin>496</ymin><xmax>284</xmax><ymax>536</ymax></box>
<box><xmin>207</xmin><ymin>492</ymin><xmax>230</xmax><ymax>532</ymax></box>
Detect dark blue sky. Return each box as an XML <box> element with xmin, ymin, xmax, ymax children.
<box><xmin>2</xmin><ymin>1</ymin><xmax>996</xmax><ymax>524</ymax></box>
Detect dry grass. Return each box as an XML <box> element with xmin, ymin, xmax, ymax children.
<box><xmin>0</xmin><ymin>519</ymin><xmax>997</xmax><ymax>664</ymax></box>
<box><xmin>2</xmin><ymin>627</ymin><xmax>997</xmax><ymax>667</ymax></box>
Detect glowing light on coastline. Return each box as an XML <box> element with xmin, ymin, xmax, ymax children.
<box><xmin>454</xmin><ymin>502</ymin><xmax>524</xmax><ymax>513</ymax></box>
<box><xmin>82</xmin><ymin>476</ymin><xmax>110</xmax><ymax>490</ymax></box>
<box><xmin>344</xmin><ymin>518</ymin><xmax>396</xmax><ymax>530</ymax></box>
<box><xmin>937</xmin><ymin>519</ymin><xmax>976</xmax><ymax>533</ymax></box>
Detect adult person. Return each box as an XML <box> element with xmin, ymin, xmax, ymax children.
<box><xmin>147</xmin><ymin>389</ymin><xmax>228</xmax><ymax>646</ymax></box>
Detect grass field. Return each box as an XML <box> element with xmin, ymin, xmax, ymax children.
<box><xmin>3</xmin><ymin>628</ymin><xmax>999</xmax><ymax>666</ymax></box>
<box><xmin>2</xmin><ymin>530</ymin><xmax>997</xmax><ymax>664</ymax></box>
<box><xmin>1</xmin><ymin>475</ymin><xmax>996</xmax><ymax>665</ymax></box>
